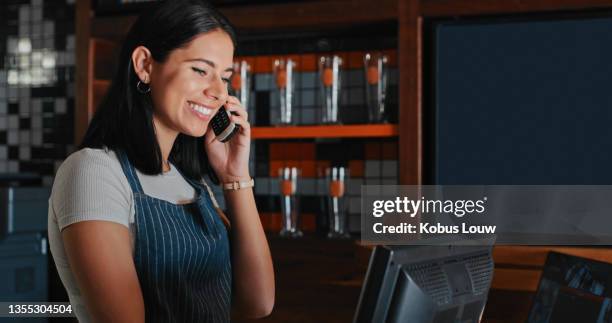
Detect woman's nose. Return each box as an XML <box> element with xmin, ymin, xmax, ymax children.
<box><xmin>205</xmin><ymin>76</ymin><xmax>228</xmax><ymax>103</ymax></box>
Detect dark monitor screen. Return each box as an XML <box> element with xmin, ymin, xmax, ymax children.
<box><xmin>354</xmin><ymin>244</ymin><xmax>494</xmax><ymax>323</ymax></box>
<box><xmin>428</xmin><ymin>13</ymin><xmax>612</xmax><ymax>185</ymax></box>
<box><xmin>527</xmin><ymin>252</ymin><xmax>612</xmax><ymax>323</ymax></box>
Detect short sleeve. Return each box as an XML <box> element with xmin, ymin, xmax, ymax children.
<box><xmin>51</xmin><ymin>149</ymin><xmax>132</xmax><ymax>232</ymax></box>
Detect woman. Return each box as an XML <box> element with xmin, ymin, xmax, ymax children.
<box><xmin>47</xmin><ymin>1</ymin><xmax>274</xmax><ymax>322</ymax></box>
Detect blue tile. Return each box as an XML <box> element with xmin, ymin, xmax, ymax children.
<box><xmin>365</xmin><ymin>160</ymin><xmax>381</xmax><ymax>178</ymax></box>
<box><xmin>269</xmin><ymin>178</ymin><xmax>280</xmax><ymax>195</ymax></box>
<box><xmin>301</xmin><ymin>72</ymin><xmax>317</xmax><ymax>89</ymax></box>
<box><xmin>298</xmin><ymin>178</ymin><xmax>316</xmax><ymax>195</ymax></box>
<box><xmin>254</xmin><ymin>73</ymin><xmax>272</xmax><ymax>91</ymax></box>
<box><xmin>269</xmin><ymin>91</ymin><xmax>279</xmax><ymax>108</ymax></box>
<box><xmin>254</xmin><ymin>177</ymin><xmax>269</xmax><ymax>195</ymax></box>
<box><xmin>301</xmin><ymin>89</ymin><xmax>315</xmax><ymax>106</ymax></box>
<box><xmin>300</xmin><ymin>107</ymin><xmax>316</xmax><ymax>125</ymax></box>
<box><xmin>382</xmin><ymin>160</ymin><xmax>398</xmax><ymax>178</ymax></box>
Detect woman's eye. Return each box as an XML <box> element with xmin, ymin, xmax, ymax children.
<box><xmin>192</xmin><ymin>67</ymin><xmax>207</xmax><ymax>76</ymax></box>
<box><xmin>221</xmin><ymin>78</ymin><xmax>230</xmax><ymax>84</ymax></box>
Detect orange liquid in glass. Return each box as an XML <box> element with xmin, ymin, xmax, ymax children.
<box><xmin>231</xmin><ymin>74</ymin><xmax>242</xmax><ymax>91</ymax></box>
<box><xmin>367</xmin><ymin>65</ymin><xmax>379</xmax><ymax>85</ymax></box>
<box><xmin>281</xmin><ymin>180</ymin><xmax>294</xmax><ymax>195</ymax></box>
<box><xmin>329</xmin><ymin>180</ymin><xmax>345</xmax><ymax>197</ymax></box>
<box><xmin>276</xmin><ymin>70</ymin><xmax>287</xmax><ymax>89</ymax></box>
<box><xmin>321</xmin><ymin>67</ymin><xmax>334</xmax><ymax>86</ymax></box>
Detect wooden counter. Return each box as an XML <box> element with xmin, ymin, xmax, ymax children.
<box><xmin>232</xmin><ymin>235</ymin><xmax>370</xmax><ymax>323</ymax></box>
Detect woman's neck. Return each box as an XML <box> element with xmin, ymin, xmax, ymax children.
<box><xmin>162</xmin><ymin>159</ymin><xmax>171</xmax><ymax>173</ymax></box>
<box><xmin>153</xmin><ymin>116</ymin><xmax>178</xmax><ymax>173</ymax></box>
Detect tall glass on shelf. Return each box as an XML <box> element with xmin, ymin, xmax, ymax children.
<box><xmin>325</xmin><ymin>166</ymin><xmax>350</xmax><ymax>239</ymax></box>
<box><xmin>318</xmin><ymin>55</ymin><xmax>343</xmax><ymax>124</ymax></box>
<box><xmin>279</xmin><ymin>167</ymin><xmax>302</xmax><ymax>238</ymax></box>
<box><xmin>273</xmin><ymin>58</ymin><xmax>296</xmax><ymax>125</ymax></box>
<box><xmin>364</xmin><ymin>52</ymin><xmax>389</xmax><ymax>123</ymax></box>
<box><xmin>231</xmin><ymin>60</ymin><xmax>252</xmax><ymax>123</ymax></box>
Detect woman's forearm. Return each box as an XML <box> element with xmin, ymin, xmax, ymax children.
<box><xmin>224</xmin><ymin>187</ymin><xmax>275</xmax><ymax>318</ymax></box>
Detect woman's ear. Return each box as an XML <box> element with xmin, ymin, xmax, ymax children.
<box><xmin>131</xmin><ymin>46</ymin><xmax>153</xmax><ymax>84</ymax></box>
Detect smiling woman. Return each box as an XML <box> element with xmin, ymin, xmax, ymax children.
<box><xmin>47</xmin><ymin>1</ymin><xmax>274</xmax><ymax>322</ymax></box>
<box><xmin>141</xmin><ymin>30</ymin><xmax>235</xmax><ymax>138</ymax></box>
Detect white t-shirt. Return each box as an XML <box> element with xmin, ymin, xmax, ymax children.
<box><xmin>47</xmin><ymin>147</ymin><xmax>219</xmax><ymax>322</ymax></box>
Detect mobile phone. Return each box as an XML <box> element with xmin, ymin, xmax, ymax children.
<box><xmin>210</xmin><ymin>106</ymin><xmax>240</xmax><ymax>142</ymax></box>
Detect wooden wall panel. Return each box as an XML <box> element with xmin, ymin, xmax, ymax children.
<box><xmin>422</xmin><ymin>0</ymin><xmax>612</xmax><ymax>17</ymax></box>
<box><xmin>399</xmin><ymin>0</ymin><xmax>422</xmax><ymax>185</ymax></box>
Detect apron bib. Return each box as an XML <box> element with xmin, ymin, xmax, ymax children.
<box><xmin>117</xmin><ymin>150</ymin><xmax>231</xmax><ymax>322</ymax></box>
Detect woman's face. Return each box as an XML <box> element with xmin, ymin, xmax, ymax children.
<box><xmin>148</xmin><ymin>29</ymin><xmax>234</xmax><ymax>138</ymax></box>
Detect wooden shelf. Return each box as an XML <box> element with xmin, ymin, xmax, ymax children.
<box><xmin>251</xmin><ymin>124</ymin><xmax>398</xmax><ymax>139</ymax></box>
<box><xmin>91</xmin><ymin>0</ymin><xmax>397</xmax><ymax>40</ymax></box>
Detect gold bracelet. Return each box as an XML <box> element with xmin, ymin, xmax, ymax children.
<box><xmin>222</xmin><ymin>178</ymin><xmax>255</xmax><ymax>191</ymax></box>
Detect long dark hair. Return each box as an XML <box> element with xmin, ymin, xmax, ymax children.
<box><xmin>80</xmin><ymin>0</ymin><xmax>236</xmax><ymax>183</ymax></box>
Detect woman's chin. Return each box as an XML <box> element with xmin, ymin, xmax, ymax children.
<box><xmin>181</xmin><ymin>126</ymin><xmax>208</xmax><ymax>138</ymax></box>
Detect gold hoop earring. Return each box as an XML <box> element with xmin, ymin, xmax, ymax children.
<box><xmin>136</xmin><ymin>80</ymin><xmax>151</xmax><ymax>94</ymax></box>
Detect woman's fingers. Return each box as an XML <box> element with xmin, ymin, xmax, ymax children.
<box><xmin>224</xmin><ymin>96</ymin><xmax>249</xmax><ymax>120</ymax></box>
<box><xmin>229</xmin><ymin>113</ymin><xmax>251</xmax><ymax>137</ymax></box>
<box><xmin>230</xmin><ymin>113</ymin><xmax>250</xmax><ymax>129</ymax></box>
<box><xmin>226</xmin><ymin>95</ymin><xmax>242</xmax><ymax>106</ymax></box>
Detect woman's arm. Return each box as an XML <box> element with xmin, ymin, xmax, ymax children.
<box><xmin>224</xmin><ymin>187</ymin><xmax>275</xmax><ymax>318</ymax></box>
<box><xmin>205</xmin><ymin>94</ymin><xmax>275</xmax><ymax>318</ymax></box>
<box><xmin>62</xmin><ymin>220</ymin><xmax>145</xmax><ymax>323</ymax></box>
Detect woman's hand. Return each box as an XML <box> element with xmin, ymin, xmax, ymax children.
<box><xmin>204</xmin><ymin>95</ymin><xmax>251</xmax><ymax>183</ymax></box>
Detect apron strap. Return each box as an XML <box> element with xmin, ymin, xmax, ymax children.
<box><xmin>115</xmin><ymin>149</ymin><xmax>145</xmax><ymax>194</ymax></box>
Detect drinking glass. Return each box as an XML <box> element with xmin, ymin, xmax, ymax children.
<box><xmin>364</xmin><ymin>53</ymin><xmax>389</xmax><ymax>123</ymax></box>
<box><xmin>273</xmin><ymin>58</ymin><xmax>296</xmax><ymax>125</ymax></box>
<box><xmin>231</xmin><ymin>60</ymin><xmax>252</xmax><ymax>123</ymax></box>
<box><xmin>319</xmin><ymin>55</ymin><xmax>343</xmax><ymax>124</ymax></box>
<box><xmin>325</xmin><ymin>166</ymin><xmax>350</xmax><ymax>239</ymax></box>
<box><xmin>279</xmin><ymin>167</ymin><xmax>302</xmax><ymax>238</ymax></box>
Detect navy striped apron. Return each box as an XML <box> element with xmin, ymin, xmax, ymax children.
<box><xmin>117</xmin><ymin>151</ymin><xmax>232</xmax><ymax>322</ymax></box>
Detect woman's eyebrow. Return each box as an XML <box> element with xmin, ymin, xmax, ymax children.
<box><xmin>185</xmin><ymin>58</ymin><xmax>233</xmax><ymax>73</ymax></box>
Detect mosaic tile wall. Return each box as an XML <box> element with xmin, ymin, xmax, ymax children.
<box><xmin>0</xmin><ymin>0</ymin><xmax>76</xmax><ymax>185</ymax></box>
<box><xmin>252</xmin><ymin>139</ymin><xmax>399</xmax><ymax>235</ymax></box>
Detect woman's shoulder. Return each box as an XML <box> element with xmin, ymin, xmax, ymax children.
<box><xmin>57</xmin><ymin>147</ymin><xmax>121</xmax><ymax>174</ymax></box>
<box><xmin>54</xmin><ymin>147</ymin><xmax>127</xmax><ymax>188</ymax></box>
<box><xmin>50</xmin><ymin>147</ymin><xmax>134</xmax><ymax>231</ymax></box>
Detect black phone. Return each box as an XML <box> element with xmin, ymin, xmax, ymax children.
<box><xmin>210</xmin><ymin>106</ymin><xmax>240</xmax><ymax>142</ymax></box>
<box><xmin>210</xmin><ymin>85</ymin><xmax>240</xmax><ymax>142</ymax></box>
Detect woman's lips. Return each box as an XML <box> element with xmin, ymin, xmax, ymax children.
<box><xmin>188</xmin><ymin>100</ymin><xmax>214</xmax><ymax>121</ymax></box>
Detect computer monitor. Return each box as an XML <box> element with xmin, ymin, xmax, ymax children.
<box><xmin>527</xmin><ymin>251</ymin><xmax>612</xmax><ymax>323</ymax></box>
<box><xmin>354</xmin><ymin>244</ymin><xmax>494</xmax><ymax>323</ymax></box>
